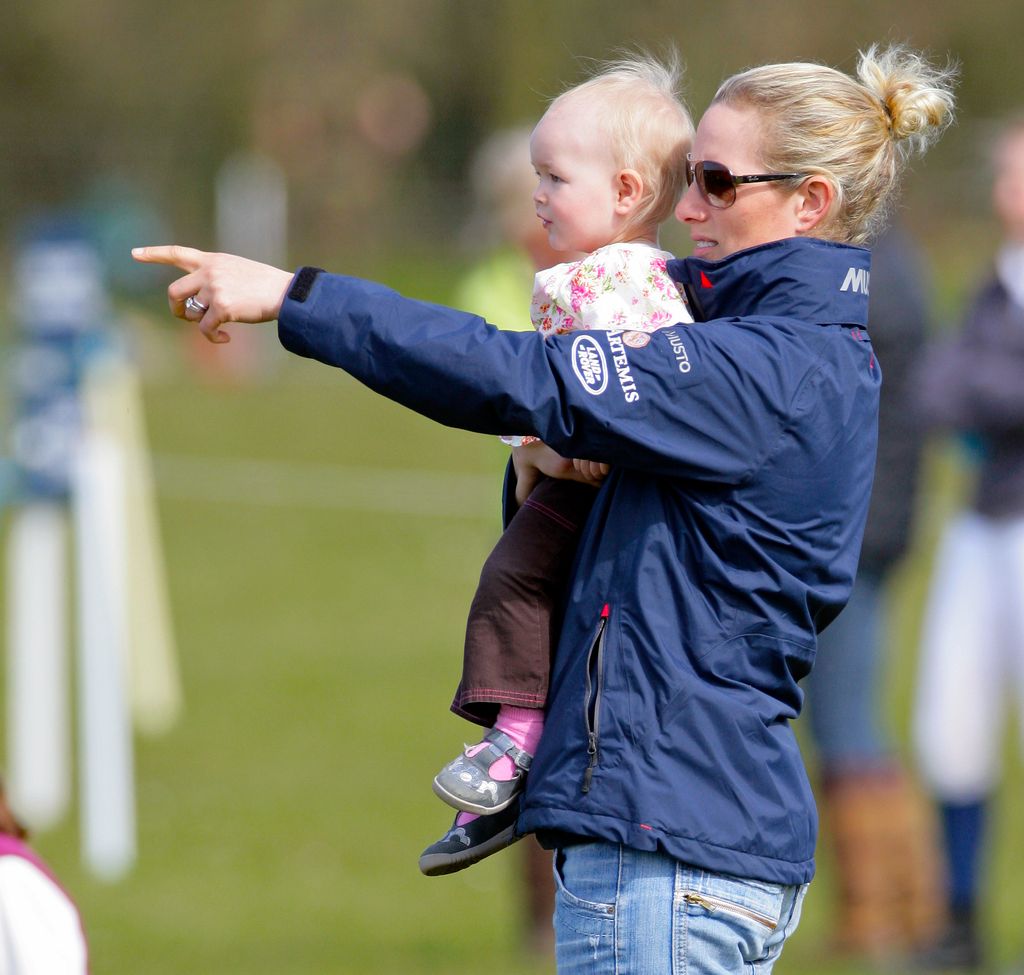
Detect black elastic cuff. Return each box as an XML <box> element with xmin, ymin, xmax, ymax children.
<box><xmin>288</xmin><ymin>266</ymin><xmax>325</xmax><ymax>303</ymax></box>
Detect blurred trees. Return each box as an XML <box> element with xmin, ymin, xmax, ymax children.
<box><xmin>3</xmin><ymin>0</ymin><xmax>1024</xmax><ymax>283</ymax></box>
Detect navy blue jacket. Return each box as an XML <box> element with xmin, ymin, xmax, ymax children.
<box><xmin>278</xmin><ymin>236</ymin><xmax>879</xmax><ymax>885</ymax></box>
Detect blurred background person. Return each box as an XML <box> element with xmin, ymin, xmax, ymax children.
<box><xmin>803</xmin><ymin>220</ymin><xmax>944</xmax><ymax>965</ymax></box>
<box><xmin>911</xmin><ymin>114</ymin><xmax>1024</xmax><ymax>972</ymax></box>
<box><xmin>449</xmin><ymin>125</ymin><xmax>584</xmax><ymax>958</ymax></box>
<box><xmin>0</xmin><ymin>778</ymin><xmax>88</xmax><ymax>974</ymax></box>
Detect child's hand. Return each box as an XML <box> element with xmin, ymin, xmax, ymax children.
<box><xmin>572</xmin><ymin>458</ymin><xmax>610</xmax><ymax>485</ymax></box>
<box><xmin>511</xmin><ymin>442</ymin><xmax>556</xmax><ymax>505</ymax></box>
<box><xmin>511</xmin><ymin>442</ymin><xmax>609</xmax><ymax>505</ymax></box>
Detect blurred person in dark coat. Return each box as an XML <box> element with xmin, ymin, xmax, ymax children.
<box><xmin>912</xmin><ymin>115</ymin><xmax>1024</xmax><ymax>972</ymax></box>
<box><xmin>803</xmin><ymin>220</ymin><xmax>943</xmax><ymax>963</ymax></box>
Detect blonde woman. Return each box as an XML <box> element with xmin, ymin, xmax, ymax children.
<box><xmin>136</xmin><ymin>42</ymin><xmax>955</xmax><ymax>974</ymax></box>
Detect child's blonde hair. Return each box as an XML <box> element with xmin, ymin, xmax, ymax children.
<box><xmin>714</xmin><ymin>45</ymin><xmax>957</xmax><ymax>244</ymax></box>
<box><xmin>550</xmin><ymin>51</ymin><xmax>693</xmax><ymax>235</ymax></box>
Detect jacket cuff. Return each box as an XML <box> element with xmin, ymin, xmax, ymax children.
<box><xmin>287</xmin><ymin>266</ymin><xmax>325</xmax><ymax>303</ymax></box>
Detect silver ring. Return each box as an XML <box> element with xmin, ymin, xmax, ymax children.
<box><xmin>185</xmin><ymin>295</ymin><xmax>209</xmax><ymax>315</ymax></box>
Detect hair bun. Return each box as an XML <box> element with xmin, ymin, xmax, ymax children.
<box><xmin>858</xmin><ymin>44</ymin><xmax>957</xmax><ymax>156</ymax></box>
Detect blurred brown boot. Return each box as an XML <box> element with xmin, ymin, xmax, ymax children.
<box><xmin>522</xmin><ymin>836</ymin><xmax>555</xmax><ymax>959</ymax></box>
<box><xmin>821</xmin><ymin>765</ymin><xmax>945</xmax><ymax>963</ymax></box>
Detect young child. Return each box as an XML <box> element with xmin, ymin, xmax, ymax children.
<box><xmin>420</xmin><ymin>53</ymin><xmax>694</xmax><ymax>876</ymax></box>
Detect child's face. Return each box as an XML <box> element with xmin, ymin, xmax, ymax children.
<box><xmin>530</xmin><ymin>99</ymin><xmax>625</xmax><ymax>254</ymax></box>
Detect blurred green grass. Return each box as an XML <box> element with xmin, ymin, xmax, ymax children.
<box><xmin>2</xmin><ymin>317</ymin><xmax>1023</xmax><ymax>974</ymax></box>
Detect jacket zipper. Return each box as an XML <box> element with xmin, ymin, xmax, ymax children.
<box><xmin>581</xmin><ymin>604</ymin><xmax>609</xmax><ymax>794</ymax></box>
<box><xmin>682</xmin><ymin>892</ymin><xmax>778</xmax><ymax>930</ymax></box>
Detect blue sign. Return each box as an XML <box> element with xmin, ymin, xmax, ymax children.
<box><xmin>5</xmin><ymin>217</ymin><xmax>111</xmax><ymax>503</ymax></box>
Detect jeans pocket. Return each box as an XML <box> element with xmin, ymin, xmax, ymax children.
<box><xmin>681</xmin><ymin>890</ymin><xmax>779</xmax><ymax>929</ymax></box>
<box><xmin>552</xmin><ymin>845</ymin><xmax>616</xmax><ymax>936</ymax></box>
<box><xmin>677</xmin><ymin>872</ymin><xmax>790</xmax><ymax>967</ymax></box>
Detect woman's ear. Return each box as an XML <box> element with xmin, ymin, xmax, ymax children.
<box><xmin>614</xmin><ymin>169</ymin><xmax>645</xmax><ymax>215</ymax></box>
<box><xmin>794</xmin><ymin>175</ymin><xmax>835</xmax><ymax>234</ymax></box>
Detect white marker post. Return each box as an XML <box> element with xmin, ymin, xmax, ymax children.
<box><xmin>4</xmin><ymin>231</ymin><xmax>101</xmax><ymax>835</ymax></box>
<box><xmin>4</xmin><ymin>503</ymin><xmax>69</xmax><ymax>830</ymax></box>
<box><xmin>84</xmin><ymin>356</ymin><xmax>181</xmax><ymax>737</ymax></box>
<box><xmin>73</xmin><ymin>428</ymin><xmax>136</xmax><ymax>880</ymax></box>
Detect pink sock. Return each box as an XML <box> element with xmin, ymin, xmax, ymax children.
<box><xmin>496</xmin><ymin>705</ymin><xmax>545</xmax><ymax>755</ymax></box>
<box><xmin>465</xmin><ymin>705</ymin><xmax>544</xmax><ymax>782</ymax></box>
<box><xmin>455</xmin><ymin>811</ymin><xmax>479</xmax><ymax>827</ymax></box>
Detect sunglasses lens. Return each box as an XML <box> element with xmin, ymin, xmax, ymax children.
<box><xmin>698</xmin><ymin>162</ymin><xmax>736</xmax><ymax>208</ymax></box>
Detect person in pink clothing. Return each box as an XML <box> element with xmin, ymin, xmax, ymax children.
<box><xmin>421</xmin><ymin>51</ymin><xmax>694</xmax><ymax>875</ymax></box>
<box><xmin>0</xmin><ymin>780</ymin><xmax>88</xmax><ymax>975</ymax></box>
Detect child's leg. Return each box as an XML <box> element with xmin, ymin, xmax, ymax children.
<box><xmin>460</xmin><ymin>704</ymin><xmax>546</xmax><ymax>780</ymax></box>
<box><xmin>452</xmin><ymin>477</ymin><xmax>597</xmax><ymax>726</ymax></box>
<box><xmin>437</xmin><ymin>478</ymin><xmax>596</xmax><ymax>814</ymax></box>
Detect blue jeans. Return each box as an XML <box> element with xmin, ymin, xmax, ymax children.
<box><xmin>553</xmin><ymin>842</ymin><xmax>808</xmax><ymax>974</ymax></box>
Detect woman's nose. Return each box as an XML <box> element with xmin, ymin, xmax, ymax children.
<box><xmin>675</xmin><ymin>182</ymin><xmax>704</xmax><ymax>222</ymax></box>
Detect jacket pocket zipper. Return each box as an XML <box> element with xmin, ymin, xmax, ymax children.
<box><xmin>581</xmin><ymin>604</ymin><xmax>609</xmax><ymax>794</ymax></box>
<box><xmin>682</xmin><ymin>892</ymin><xmax>778</xmax><ymax>930</ymax></box>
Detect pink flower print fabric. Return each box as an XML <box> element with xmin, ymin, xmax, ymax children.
<box><xmin>530</xmin><ymin>242</ymin><xmax>693</xmax><ymax>336</ymax></box>
<box><xmin>502</xmin><ymin>244</ymin><xmax>693</xmax><ymax>448</ymax></box>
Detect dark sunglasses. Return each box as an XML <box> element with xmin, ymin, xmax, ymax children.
<box><xmin>685</xmin><ymin>154</ymin><xmax>807</xmax><ymax>209</ymax></box>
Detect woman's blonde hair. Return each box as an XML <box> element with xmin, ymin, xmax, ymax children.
<box><xmin>714</xmin><ymin>45</ymin><xmax>957</xmax><ymax>244</ymax></box>
<box><xmin>550</xmin><ymin>51</ymin><xmax>694</xmax><ymax>234</ymax></box>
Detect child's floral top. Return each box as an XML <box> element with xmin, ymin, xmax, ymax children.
<box><xmin>502</xmin><ymin>243</ymin><xmax>693</xmax><ymax>446</ymax></box>
<box><xmin>530</xmin><ymin>241</ymin><xmax>692</xmax><ymax>335</ymax></box>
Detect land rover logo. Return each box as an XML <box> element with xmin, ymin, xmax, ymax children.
<box><xmin>571</xmin><ymin>334</ymin><xmax>608</xmax><ymax>395</ymax></box>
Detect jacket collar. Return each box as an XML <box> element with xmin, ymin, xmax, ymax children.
<box><xmin>666</xmin><ymin>236</ymin><xmax>871</xmax><ymax>326</ymax></box>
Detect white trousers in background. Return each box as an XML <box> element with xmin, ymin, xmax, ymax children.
<box><xmin>913</xmin><ymin>511</ymin><xmax>1024</xmax><ymax>800</ymax></box>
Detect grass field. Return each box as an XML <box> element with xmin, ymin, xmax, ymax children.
<box><xmin>2</xmin><ymin>310</ymin><xmax>1023</xmax><ymax>974</ymax></box>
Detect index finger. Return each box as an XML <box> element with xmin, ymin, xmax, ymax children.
<box><xmin>131</xmin><ymin>245</ymin><xmax>206</xmax><ymax>272</ymax></box>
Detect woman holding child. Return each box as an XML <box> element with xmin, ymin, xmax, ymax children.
<box><xmin>135</xmin><ymin>43</ymin><xmax>954</xmax><ymax>975</ymax></box>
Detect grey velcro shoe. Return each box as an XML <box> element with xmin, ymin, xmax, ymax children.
<box><xmin>432</xmin><ymin>727</ymin><xmax>532</xmax><ymax>815</ymax></box>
